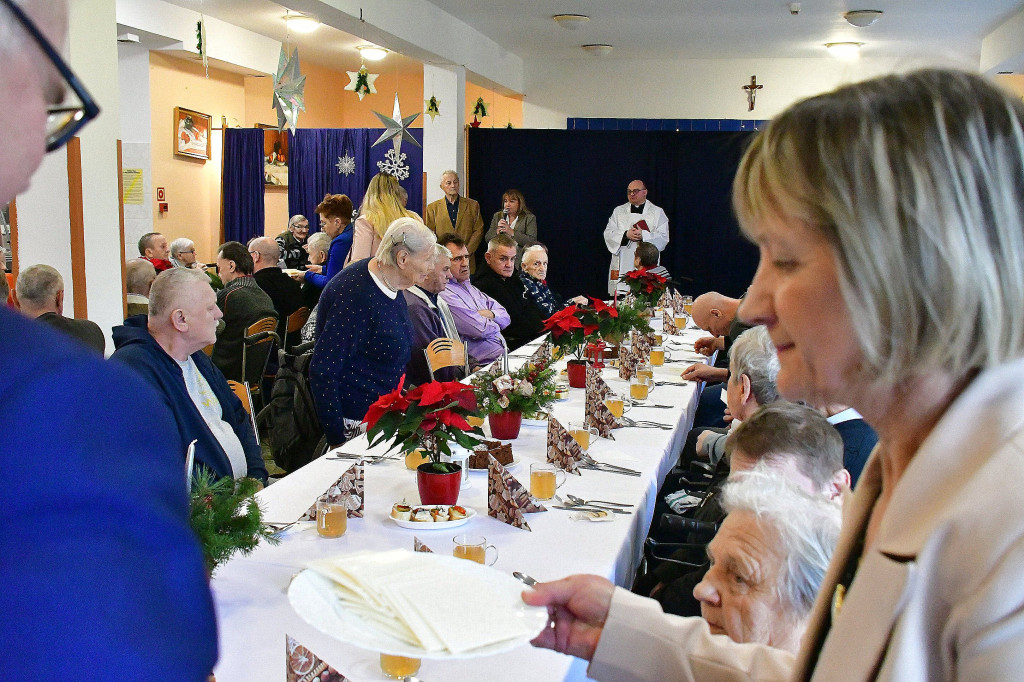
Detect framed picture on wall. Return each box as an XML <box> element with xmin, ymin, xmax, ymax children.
<box><xmin>174</xmin><ymin>107</ymin><xmax>212</xmax><ymax>160</ymax></box>
<box><xmin>257</xmin><ymin>123</ymin><xmax>289</xmax><ymax>188</ymax></box>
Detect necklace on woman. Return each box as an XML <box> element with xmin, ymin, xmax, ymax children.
<box><xmin>378</xmin><ymin>266</ymin><xmax>399</xmax><ymax>292</ymax></box>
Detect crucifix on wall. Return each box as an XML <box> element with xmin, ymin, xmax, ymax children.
<box><xmin>743</xmin><ymin>75</ymin><xmax>763</xmax><ymax>111</ymax></box>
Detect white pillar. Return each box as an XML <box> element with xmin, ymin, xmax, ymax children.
<box><xmin>422</xmin><ymin>64</ymin><xmax>465</xmax><ymax>204</ymax></box>
<box><xmin>118</xmin><ymin>41</ymin><xmax>154</xmax><ymax>260</ymax></box>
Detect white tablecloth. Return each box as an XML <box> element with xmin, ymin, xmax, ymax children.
<box><xmin>211</xmin><ymin>322</ymin><xmax>709</xmax><ymax>681</ymax></box>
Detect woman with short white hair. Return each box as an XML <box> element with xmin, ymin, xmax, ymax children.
<box><xmin>310</xmin><ymin>217</ymin><xmax>436</xmax><ymax>446</ymax></box>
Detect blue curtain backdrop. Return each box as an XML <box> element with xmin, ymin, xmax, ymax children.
<box><xmin>466</xmin><ymin>129</ymin><xmax>757</xmax><ymax>299</ymax></box>
<box><xmin>222</xmin><ymin>128</ymin><xmax>266</xmax><ymax>245</ymax></box>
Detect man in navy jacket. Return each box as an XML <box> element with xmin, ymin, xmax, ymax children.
<box><xmin>112</xmin><ymin>268</ymin><xmax>268</xmax><ymax>484</ymax></box>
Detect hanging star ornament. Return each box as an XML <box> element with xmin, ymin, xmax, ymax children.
<box><xmin>425</xmin><ymin>95</ymin><xmax>441</xmax><ymax>121</ymax></box>
<box><xmin>272</xmin><ymin>46</ymin><xmax>306</xmax><ymax>133</ymax></box>
<box><xmin>372</xmin><ymin>93</ymin><xmax>421</xmax><ymax>154</ymax></box>
<box><xmin>346</xmin><ymin>65</ymin><xmax>378</xmax><ymax>101</ymax></box>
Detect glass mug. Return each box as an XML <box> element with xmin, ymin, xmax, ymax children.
<box><xmin>652</xmin><ymin>333</ymin><xmax>663</xmax><ymax>346</ymax></box>
<box><xmin>630</xmin><ymin>375</ymin><xmax>653</xmax><ymax>402</ymax></box>
<box><xmin>380</xmin><ymin>653</ymin><xmax>420</xmax><ymax>679</ymax></box>
<box><xmin>316</xmin><ymin>500</ymin><xmax>348</xmax><ymax>538</ymax></box>
<box><xmin>674</xmin><ymin>312</ymin><xmax>688</xmax><ymax>329</ymax></box>
<box><xmin>567</xmin><ymin>421</ymin><xmax>598</xmax><ymax>452</ymax></box>
<box><xmin>405</xmin><ymin>448</ymin><xmax>431</xmax><ymax>470</ymax></box>
<box><xmin>636</xmin><ymin>361</ymin><xmax>654</xmax><ymax>381</ymax></box>
<box><xmin>604</xmin><ymin>392</ymin><xmax>633</xmax><ymax>419</ymax></box>
<box><xmin>452</xmin><ymin>534</ymin><xmax>498</xmax><ymax>565</ymax></box>
<box><xmin>530</xmin><ymin>462</ymin><xmax>566</xmax><ymax>500</ymax></box>
<box><xmin>682</xmin><ymin>295</ymin><xmax>694</xmax><ymax>317</ymax></box>
<box><xmin>649</xmin><ymin>345</ymin><xmax>672</xmax><ymax>367</ymax></box>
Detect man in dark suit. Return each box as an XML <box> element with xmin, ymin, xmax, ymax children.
<box><xmin>16</xmin><ymin>263</ymin><xmax>105</xmax><ymax>354</ymax></box>
<box><xmin>250</xmin><ymin>236</ymin><xmax>303</xmax><ymax>341</ymax></box>
<box><xmin>472</xmin><ymin>233</ymin><xmax>543</xmax><ymax>350</ymax></box>
<box><xmin>213</xmin><ymin>241</ymin><xmax>277</xmax><ymax>382</ymax></box>
<box><xmin>423</xmin><ymin>170</ymin><xmax>485</xmax><ymax>274</ymax></box>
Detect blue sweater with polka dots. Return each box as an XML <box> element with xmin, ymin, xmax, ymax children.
<box><xmin>310</xmin><ymin>258</ymin><xmax>413</xmax><ymax>445</ymax></box>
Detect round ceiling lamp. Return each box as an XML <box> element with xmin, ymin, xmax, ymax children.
<box><xmin>825</xmin><ymin>42</ymin><xmax>864</xmax><ymax>59</ymax></box>
<box><xmin>553</xmin><ymin>14</ymin><xmax>590</xmax><ymax>30</ymax></box>
<box><xmin>843</xmin><ymin>10</ymin><xmax>883</xmax><ymax>28</ymax></box>
<box><xmin>283</xmin><ymin>12</ymin><xmax>320</xmax><ymax>33</ymax></box>
<box><xmin>357</xmin><ymin>45</ymin><xmax>389</xmax><ymax>61</ymax></box>
<box><xmin>581</xmin><ymin>44</ymin><xmax>613</xmax><ymax>56</ymax></box>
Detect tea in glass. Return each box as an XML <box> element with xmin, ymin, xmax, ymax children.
<box><xmin>380</xmin><ymin>653</ymin><xmax>420</xmax><ymax>679</ymax></box>
<box><xmin>405</xmin><ymin>448</ymin><xmax>431</xmax><ymax>470</ymax></box>
<box><xmin>630</xmin><ymin>376</ymin><xmax>652</xmax><ymax>401</ymax></box>
<box><xmin>466</xmin><ymin>414</ymin><xmax>485</xmax><ymax>428</ymax></box>
<box><xmin>650</xmin><ymin>348</ymin><xmax>665</xmax><ymax>366</ymax></box>
<box><xmin>316</xmin><ymin>501</ymin><xmax>348</xmax><ymax>538</ymax></box>
<box><xmin>452</xmin><ymin>534</ymin><xmax>498</xmax><ymax>565</ymax></box>
<box><xmin>530</xmin><ymin>462</ymin><xmax>565</xmax><ymax>500</ymax></box>
<box><xmin>652</xmin><ymin>333</ymin><xmax>663</xmax><ymax>345</ymax></box>
<box><xmin>605</xmin><ymin>396</ymin><xmax>625</xmax><ymax>418</ymax></box>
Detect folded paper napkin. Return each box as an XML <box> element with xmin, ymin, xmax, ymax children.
<box><xmin>286</xmin><ymin>635</ymin><xmax>350</xmax><ymax>682</ymax></box>
<box><xmin>306</xmin><ymin>549</ymin><xmax>533</xmax><ymax>655</ymax></box>
<box><xmin>299</xmin><ymin>461</ymin><xmax>364</xmax><ymax>520</ymax></box>
<box><xmin>546</xmin><ymin>417</ymin><xmax>584</xmax><ymax>474</ymax></box>
<box><xmin>672</xmin><ymin>290</ymin><xmax>686</xmax><ymax>314</ymax></box>
<box><xmin>619</xmin><ymin>344</ymin><xmax>639</xmax><ymax>380</ymax></box>
<box><xmin>529</xmin><ymin>341</ymin><xmax>552</xmax><ymax>365</ymax></box>
<box><xmin>414</xmin><ymin>537</ymin><xmax>433</xmax><ymax>553</ymax></box>
<box><xmin>488</xmin><ymin>455</ymin><xmax>545</xmax><ymax>531</ymax></box>
<box><xmin>658</xmin><ymin>288</ymin><xmax>673</xmax><ymax>309</ymax></box>
<box><xmin>585</xmin><ymin>390</ymin><xmax>619</xmax><ymax>440</ymax></box>
<box><xmin>486</xmin><ymin>358</ymin><xmax>503</xmax><ymax>375</ymax></box>
<box><xmin>662</xmin><ymin>308</ymin><xmax>680</xmax><ymax>335</ymax></box>
<box><xmin>631</xmin><ymin>330</ymin><xmax>652</xmax><ymax>359</ymax></box>
<box><xmin>586</xmin><ymin>366</ymin><xmax>612</xmax><ymax>400</ymax></box>
<box><xmin>621</xmin><ymin>292</ymin><xmax>637</xmax><ymax>308</ymax></box>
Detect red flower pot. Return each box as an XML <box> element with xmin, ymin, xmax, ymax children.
<box><xmin>566</xmin><ymin>359</ymin><xmax>589</xmax><ymax>388</ymax></box>
<box><xmin>416</xmin><ymin>462</ymin><xmax>463</xmax><ymax>505</ymax></box>
<box><xmin>488</xmin><ymin>410</ymin><xmax>523</xmax><ymax>440</ymax></box>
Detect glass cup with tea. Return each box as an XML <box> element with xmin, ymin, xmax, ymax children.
<box><xmin>649</xmin><ymin>345</ymin><xmax>672</xmax><ymax>367</ymax></box>
<box><xmin>530</xmin><ymin>462</ymin><xmax>566</xmax><ymax>500</ymax></box>
<box><xmin>452</xmin><ymin>534</ymin><xmax>498</xmax><ymax>565</ymax></box>
<box><xmin>636</xmin><ymin>361</ymin><xmax>654</xmax><ymax>382</ymax></box>
<box><xmin>316</xmin><ymin>500</ymin><xmax>348</xmax><ymax>538</ymax></box>
<box><xmin>567</xmin><ymin>421</ymin><xmax>598</xmax><ymax>451</ymax></box>
<box><xmin>682</xmin><ymin>295</ymin><xmax>694</xmax><ymax>317</ymax></box>
<box><xmin>380</xmin><ymin>653</ymin><xmax>420</xmax><ymax>679</ymax></box>
<box><xmin>630</xmin><ymin>375</ymin><xmax>653</xmax><ymax>402</ymax></box>
<box><xmin>603</xmin><ymin>392</ymin><xmax>632</xmax><ymax>420</ymax></box>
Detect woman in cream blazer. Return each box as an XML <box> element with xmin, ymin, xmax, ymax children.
<box><xmin>525</xmin><ymin>68</ymin><xmax>1024</xmax><ymax>681</ymax></box>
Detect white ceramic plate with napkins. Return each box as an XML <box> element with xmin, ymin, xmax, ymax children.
<box><xmin>390</xmin><ymin>505</ymin><xmax>477</xmax><ymax>530</ymax></box>
<box><xmin>289</xmin><ymin>549</ymin><xmax>549</xmax><ymax>659</ymax></box>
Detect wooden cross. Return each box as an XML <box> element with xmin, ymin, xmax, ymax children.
<box><xmin>743</xmin><ymin>75</ymin><xmax>763</xmax><ymax>112</ymax></box>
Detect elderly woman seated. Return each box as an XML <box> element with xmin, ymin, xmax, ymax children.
<box><xmin>693</xmin><ymin>467</ymin><xmax>841</xmax><ymax>653</ymax></box>
<box><xmin>518</xmin><ymin>244</ymin><xmax>587</xmax><ymax>318</ymax></box>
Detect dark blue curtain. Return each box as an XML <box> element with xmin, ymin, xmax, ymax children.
<box><xmin>467</xmin><ymin>129</ymin><xmax>757</xmax><ymax>300</ymax></box>
<box><xmin>223</xmin><ymin>128</ymin><xmax>266</xmax><ymax>245</ymax></box>
<box><xmin>289</xmin><ymin>128</ymin><xmax>424</xmax><ymax>234</ymax></box>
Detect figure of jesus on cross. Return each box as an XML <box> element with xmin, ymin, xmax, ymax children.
<box><xmin>743</xmin><ymin>75</ymin><xmax>763</xmax><ymax>111</ymax></box>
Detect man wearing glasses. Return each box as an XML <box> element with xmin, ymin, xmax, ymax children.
<box><xmin>0</xmin><ymin>1</ymin><xmax>217</xmax><ymax>679</ymax></box>
<box><xmin>603</xmin><ymin>179</ymin><xmax>670</xmax><ymax>295</ymax></box>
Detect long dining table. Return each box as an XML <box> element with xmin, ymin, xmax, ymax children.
<box><xmin>211</xmin><ymin>319</ymin><xmax>710</xmax><ymax>681</ymax></box>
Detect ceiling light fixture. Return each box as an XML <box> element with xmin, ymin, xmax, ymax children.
<box><xmin>357</xmin><ymin>45</ymin><xmax>389</xmax><ymax>61</ymax></box>
<box><xmin>843</xmin><ymin>10</ymin><xmax>883</xmax><ymax>28</ymax></box>
<box><xmin>581</xmin><ymin>44</ymin><xmax>613</xmax><ymax>57</ymax></box>
<box><xmin>825</xmin><ymin>42</ymin><xmax>863</xmax><ymax>59</ymax></box>
<box><xmin>553</xmin><ymin>14</ymin><xmax>590</xmax><ymax>30</ymax></box>
<box><xmin>283</xmin><ymin>11</ymin><xmax>320</xmax><ymax>33</ymax></box>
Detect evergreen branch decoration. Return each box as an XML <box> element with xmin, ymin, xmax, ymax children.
<box><xmin>189</xmin><ymin>471</ymin><xmax>278</xmax><ymax>575</ymax></box>
<box><xmin>472</xmin><ymin>97</ymin><xmax>488</xmax><ymax>118</ymax></box>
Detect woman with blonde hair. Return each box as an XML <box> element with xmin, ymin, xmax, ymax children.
<box><xmin>345</xmin><ymin>173</ymin><xmax>417</xmax><ymax>265</ymax></box>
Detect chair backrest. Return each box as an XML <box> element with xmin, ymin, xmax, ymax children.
<box><xmin>423</xmin><ymin>337</ymin><xmax>468</xmax><ymax>380</ymax></box>
<box><xmin>241</xmin><ymin>316</ymin><xmax>280</xmax><ymax>397</ymax></box>
<box><xmin>227</xmin><ymin>379</ymin><xmax>260</xmax><ymax>446</ymax></box>
<box><xmin>282</xmin><ymin>306</ymin><xmax>310</xmax><ymax>351</ymax></box>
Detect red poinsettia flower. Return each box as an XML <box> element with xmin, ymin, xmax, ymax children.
<box><xmin>588</xmin><ymin>297</ymin><xmax>619</xmax><ymax>318</ymax></box>
<box><xmin>542</xmin><ymin>305</ymin><xmax>584</xmax><ymax>337</ymax></box>
<box><xmin>434</xmin><ymin>409</ymin><xmax>472</xmax><ymax>431</ymax></box>
<box><xmin>582</xmin><ymin>323</ymin><xmax>600</xmax><ymax>336</ymax></box>
<box><xmin>362</xmin><ymin>375</ymin><xmax>409</xmax><ymax>429</ymax></box>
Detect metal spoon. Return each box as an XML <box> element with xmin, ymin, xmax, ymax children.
<box><xmin>513</xmin><ymin>571</ymin><xmax>538</xmax><ymax>587</ymax></box>
<box><xmin>565</xmin><ymin>494</ymin><xmax>632</xmax><ymax>508</ymax></box>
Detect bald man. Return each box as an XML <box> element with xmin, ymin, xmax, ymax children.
<box><xmin>682</xmin><ymin>292</ymin><xmax>744</xmax><ymax>383</ymax></box>
<box><xmin>251</xmin><ymin>235</ymin><xmax>303</xmax><ymax>340</ymax></box>
<box><xmin>112</xmin><ymin>267</ymin><xmax>268</xmax><ymax>485</ymax></box>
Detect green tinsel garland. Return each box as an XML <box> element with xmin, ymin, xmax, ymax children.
<box><xmin>472</xmin><ymin>97</ymin><xmax>488</xmax><ymax>118</ymax></box>
<box><xmin>354</xmin><ymin>67</ymin><xmax>371</xmax><ymax>97</ymax></box>
<box><xmin>189</xmin><ymin>472</ymin><xmax>278</xmax><ymax>575</ymax></box>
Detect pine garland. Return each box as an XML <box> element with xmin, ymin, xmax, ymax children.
<box><xmin>189</xmin><ymin>472</ymin><xmax>279</xmax><ymax>575</ymax></box>
<box><xmin>353</xmin><ymin>67</ymin><xmax>372</xmax><ymax>97</ymax></box>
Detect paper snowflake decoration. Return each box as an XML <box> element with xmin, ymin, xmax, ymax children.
<box><xmin>376</xmin><ymin>147</ymin><xmax>410</xmax><ymax>181</ymax></box>
<box><xmin>335</xmin><ymin>153</ymin><xmax>356</xmax><ymax>176</ymax></box>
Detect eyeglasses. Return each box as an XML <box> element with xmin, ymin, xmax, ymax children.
<box><xmin>2</xmin><ymin>0</ymin><xmax>100</xmax><ymax>152</ymax></box>
<box><xmin>627</xmin><ymin>188</ymin><xmax>647</xmax><ymax>195</ymax></box>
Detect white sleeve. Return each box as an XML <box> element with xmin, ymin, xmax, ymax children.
<box><xmin>644</xmin><ymin>207</ymin><xmax>670</xmax><ymax>251</ymax></box>
<box><xmin>604</xmin><ymin>208</ymin><xmax>627</xmax><ymax>254</ymax></box>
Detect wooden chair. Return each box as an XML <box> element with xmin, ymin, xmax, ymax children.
<box><xmin>227</xmin><ymin>379</ymin><xmax>259</xmax><ymax>446</ymax></box>
<box><xmin>282</xmin><ymin>306</ymin><xmax>310</xmax><ymax>352</ymax></box>
<box><xmin>242</xmin><ymin>316</ymin><xmax>280</xmax><ymax>411</ymax></box>
<box><xmin>423</xmin><ymin>337</ymin><xmax>468</xmax><ymax>380</ymax></box>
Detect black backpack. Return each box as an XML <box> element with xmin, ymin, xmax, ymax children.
<box><xmin>257</xmin><ymin>344</ymin><xmax>324</xmax><ymax>473</ymax></box>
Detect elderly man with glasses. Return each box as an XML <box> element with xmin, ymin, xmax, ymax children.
<box><xmin>276</xmin><ymin>213</ymin><xmax>311</xmax><ymax>270</ymax></box>
<box><xmin>0</xmin><ymin>1</ymin><xmax>217</xmax><ymax>679</ymax></box>
<box><xmin>603</xmin><ymin>179</ymin><xmax>670</xmax><ymax>295</ymax></box>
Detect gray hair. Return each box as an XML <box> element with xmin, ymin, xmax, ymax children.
<box><xmin>16</xmin><ymin>264</ymin><xmax>63</xmax><ymax>307</ymax></box>
<box><xmin>728</xmin><ymin>326</ymin><xmax>780</xmax><ymax>406</ymax></box>
<box><xmin>288</xmin><ymin>214</ymin><xmax>308</xmax><ymax>229</ymax></box>
<box><xmin>125</xmin><ymin>258</ymin><xmax>157</xmax><ymax>295</ymax></box>
<box><xmin>734</xmin><ymin>69</ymin><xmax>1024</xmax><ymax>386</ymax></box>
<box><xmin>306</xmin><ymin>231</ymin><xmax>332</xmax><ymax>258</ymax></box>
<box><xmin>148</xmin><ymin>267</ymin><xmax>209</xmax><ymax>319</ymax></box>
<box><xmin>432</xmin><ymin>243</ymin><xmax>453</xmax><ymax>260</ymax></box>
<box><xmin>376</xmin><ymin>217</ymin><xmax>437</xmax><ymax>268</ymax></box>
<box><xmin>721</xmin><ymin>467</ymin><xmax>841</xmax><ymax>617</ymax></box>
<box><xmin>521</xmin><ymin>244</ymin><xmax>546</xmax><ymax>267</ymax></box>
<box><xmin>169</xmin><ymin>237</ymin><xmax>194</xmax><ymax>259</ymax></box>
<box><xmin>441</xmin><ymin>170</ymin><xmax>459</xmax><ymax>182</ymax></box>
<box><xmin>487</xmin><ymin>233</ymin><xmax>517</xmax><ymax>253</ymax></box>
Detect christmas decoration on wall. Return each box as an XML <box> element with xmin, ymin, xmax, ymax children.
<box><xmin>425</xmin><ymin>95</ymin><xmax>441</xmax><ymax>121</ymax></box>
<box><xmin>743</xmin><ymin>75</ymin><xmax>763</xmax><ymax>111</ymax></box>
<box><xmin>376</xmin><ymin>147</ymin><xmax>410</xmax><ymax>181</ymax></box>
<box><xmin>195</xmin><ymin>16</ymin><xmax>208</xmax><ymax>77</ymax></box>
<box><xmin>372</xmin><ymin>93</ymin><xmax>421</xmax><ymax>154</ymax></box>
<box><xmin>335</xmin><ymin>153</ymin><xmax>356</xmax><ymax>176</ymax></box>
<box><xmin>469</xmin><ymin>116</ymin><xmax>482</xmax><ymax>128</ymax></box>
<box><xmin>345</xmin><ymin>65</ymin><xmax>378</xmax><ymax>101</ymax></box>
<box><xmin>472</xmin><ymin>96</ymin><xmax>489</xmax><ymax>118</ymax></box>
<box><xmin>272</xmin><ymin>46</ymin><xmax>306</xmax><ymax>133</ymax></box>
<box><xmin>506</xmin><ymin>122</ymin><xmax>514</xmax><ymax>129</ymax></box>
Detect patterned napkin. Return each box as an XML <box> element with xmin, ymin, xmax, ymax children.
<box><xmin>286</xmin><ymin>635</ymin><xmax>350</xmax><ymax>682</ymax></box>
<box><xmin>485</xmin><ymin>358</ymin><xmax>503</xmax><ymax>375</ymax></box>
<box><xmin>662</xmin><ymin>308</ymin><xmax>680</xmax><ymax>335</ymax></box>
<box><xmin>621</xmin><ymin>292</ymin><xmax>637</xmax><ymax>307</ymax></box>
<box><xmin>585</xmin><ymin>369</ymin><xmax>619</xmax><ymax>439</ymax></box>
<box><xmin>586</xmin><ymin>366</ymin><xmax>612</xmax><ymax>400</ymax></box>
<box><xmin>488</xmin><ymin>455</ymin><xmax>545</xmax><ymax>531</ymax></box>
<box><xmin>414</xmin><ymin>537</ymin><xmax>434</xmax><ymax>553</ymax></box>
<box><xmin>658</xmin><ymin>288</ymin><xmax>673</xmax><ymax>309</ymax></box>
<box><xmin>631</xmin><ymin>330</ymin><xmax>652</xmax><ymax>359</ymax></box>
<box><xmin>619</xmin><ymin>344</ymin><xmax>639</xmax><ymax>380</ymax></box>
<box><xmin>546</xmin><ymin>417</ymin><xmax>584</xmax><ymax>474</ymax></box>
<box><xmin>529</xmin><ymin>341</ymin><xmax>552</xmax><ymax>365</ymax></box>
<box><xmin>672</xmin><ymin>291</ymin><xmax>686</xmax><ymax>314</ymax></box>
<box><xmin>299</xmin><ymin>461</ymin><xmax>364</xmax><ymax>520</ymax></box>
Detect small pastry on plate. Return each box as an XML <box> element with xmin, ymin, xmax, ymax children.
<box><xmin>390</xmin><ymin>503</ymin><xmax>412</xmax><ymax>521</ymax></box>
<box><xmin>430</xmin><ymin>506</ymin><xmax>450</xmax><ymax>522</ymax></box>
<box><xmin>410</xmin><ymin>508</ymin><xmax>433</xmax><ymax>523</ymax></box>
<box><xmin>449</xmin><ymin>505</ymin><xmax>468</xmax><ymax>520</ymax></box>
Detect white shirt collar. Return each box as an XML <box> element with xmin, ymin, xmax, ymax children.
<box><xmin>827</xmin><ymin>407</ymin><xmax>862</xmax><ymax>425</ymax></box>
<box><xmin>368</xmin><ymin>266</ymin><xmax>398</xmax><ymax>299</ymax></box>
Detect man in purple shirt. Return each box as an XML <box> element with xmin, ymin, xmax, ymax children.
<box><xmin>437</xmin><ymin>234</ymin><xmax>509</xmax><ymax>367</ymax></box>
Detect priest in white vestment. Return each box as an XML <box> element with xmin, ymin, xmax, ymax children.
<box><xmin>603</xmin><ymin>179</ymin><xmax>670</xmax><ymax>294</ymax></box>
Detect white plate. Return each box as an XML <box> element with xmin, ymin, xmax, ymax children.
<box><xmin>391</xmin><ymin>505</ymin><xmax>476</xmax><ymax>530</ymax></box>
<box><xmin>468</xmin><ymin>456</ymin><xmax>520</xmax><ymax>474</ymax></box>
<box><xmin>288</xmin><ymin>553</ymin><xmax>550</xmax><ymax>659</ymax></box>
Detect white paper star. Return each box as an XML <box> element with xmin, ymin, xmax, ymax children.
<box><xmin>272</xmin><ymin>47</ymin><xmax>306</xmax><ymax>133</ymax></box>
<box><xmin>372</xmin><ymin>93</ymin><xmax>421</xmax><ymax>154</ymax></box>
<box><xmin>345</xmin><ymin>67</ymin><xmax>378</xmax><ymax>101</ymax></box>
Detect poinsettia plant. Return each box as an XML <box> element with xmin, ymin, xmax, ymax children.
<box><xmin>620</xmin><ymin>267</ymin><xmax>669</xmax><ymax>308</ymax></box>
<box><xmin>541</xmin><ymin>298</ymin><xmax>618</xmax><ymax>360</ymax></box>
<box><xmin>471</xmin><ymin>357</ymin><xmax>559</xmax><ymax>417</ymax></box>
<box><xmin>599</xmin><ymin>300</ymin><xmax>654</xmax><ymax>345</ymax></box>
<box><xmin>363</xmin><ymin>377</ymin><xmax>483</xmax><ymax>464</ymax></box>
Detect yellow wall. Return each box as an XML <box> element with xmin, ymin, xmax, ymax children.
<box><xmin>465</xmin><ymin>82</ymin><xmax>523</xmax><ymax>129</ymax></box>
<box><xmin>996</xmin><ymin>74</ymin><xmax>1024</xmax><ymax>100</ymax></box>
